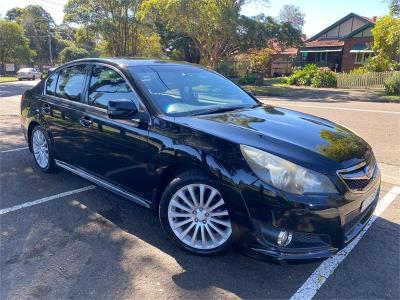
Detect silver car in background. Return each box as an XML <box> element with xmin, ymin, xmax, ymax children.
<box><xmin>17</xmin><ymin>68</ymin><xmax>42</xmax><ymax>81</ymax></box>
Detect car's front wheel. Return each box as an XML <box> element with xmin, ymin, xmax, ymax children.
<box><xmin>159</xmin><ymin>172</ymin><xmax>233</xmax><ymax>255</ymax></box>
<box><xmin>31</xmin><ymin>125</ymin><xmax>55</xmax><ymax>172</ymax></box>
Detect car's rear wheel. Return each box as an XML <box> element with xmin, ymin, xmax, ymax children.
<box><xmin>159</xmin><ymin>172</ymin><xmax>233</xmax><ymax>255</ymax></box>
<box><xmin>31</xmin><ymin>126</ymin><xmax>55</xmax><ymax>172</ymax></box>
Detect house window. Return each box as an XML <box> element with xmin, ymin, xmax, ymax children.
<box><xmin>317</xmin><ymin>52</ymin><xmax>328</xmax><ymax>62</ymax></box>
<box><xmin>301</xmin><ymin>52</ymin><xmax>308</xmax><ymax>61</ymax></box>
<box><xmin>355</xmin><ymin>52</ymin><xmax>373</xmax><ymax>64</ymax></box>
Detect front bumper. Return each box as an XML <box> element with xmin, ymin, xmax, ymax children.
<box><xmin>237</xmin><ymin>172</ymin><xmax>380</xmax><ymax>262</ymax></box>
<box><xmin>17</xmin><ymin>74</ymin><xmax>34</xmax><ymax>79</ymax></box>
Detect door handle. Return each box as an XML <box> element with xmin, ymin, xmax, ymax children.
<box><xmin>79</xmin><ymin>116</ymin><xmax>93</xmax><ymax>128</ymax></box>
<box><xmin>41</xmin><ymin>103</ymin><xmax>51</xmax><ymax>114</ymax></box>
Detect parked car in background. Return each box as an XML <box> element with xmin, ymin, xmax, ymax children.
<box><xmin>17</xmin><ymin>68</ymin><xmax>42</xmax><ymax>81</ymax></box>
<box><xmin>20</xmin><ymin>58</ymin><xmax>380</xmax><ymax>261</ymax></box>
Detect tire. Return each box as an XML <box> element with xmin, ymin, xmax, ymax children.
<box><xmin>31</xmin><ymin>125</ymin><xmax>56</xmax><ymax>173</ymax></box>
<box><xmin>18</xmin><ymin>78</ymin><xmax>22</xmax><ymax>81</ymax></box>
<box><xmin>159</xmin><ymin>171</ymin><xmax>234</xmax><ymax>255</ymax></box>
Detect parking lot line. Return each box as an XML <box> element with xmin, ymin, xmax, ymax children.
<box><xmin>0</xmin><ymin>185</ymin><xmax>96</xmax><ymax>215</ymax></box>
<box><xmin>269</xmin><ymin>103</ymin><xmax>400</xmax><ymax>115</ymax></box>
<box><xmin>1</xmin><ymin>146</ymin><xmax>29</xmax><ymax>153</ymax></box>
<box><xmin>290</xmin><ymin>186</ymin><xmax>400</xmax><ymax>300</ymax></box>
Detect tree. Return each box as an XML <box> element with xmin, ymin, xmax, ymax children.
<box><xmin>5</xmin><ymin>7</ymin><xmax>24</xmax><ymax>20</ymax></box>
<box><xmin>59</xmin><ymin>46</ymin><xmax>90</xmax><ymax>63</ymax></box>
<box><xmin>140</xmin><ymin>0</ymin><xmax>269</xmax><ymax>69</ymax></box>
<box><xmin>238</xmin><ymin>15</ymin><xmax>303</xmax><ymax>52</ymax></box>
<box><xmin>0</xmin><ymin>20</ymin><xmax>34</xmax><ymax>75</ymax></box>
<box><xmin>6</xmin><ymin>5</ymin><xmax>58</xmax><ymax>67</ymax></box>
<box><xmin>246</xmin><ymin>48</ymin><xmax>273</xmax><ymax>84</ymax></box>
<box><xmin>141</xmin><ymin>0</ymin><xmax>241</xmax><ymax>69</ymax></box>
<box><xmin>278</xmin><ymin>4</ymin><xmax>305</xmax><ymax>29</ymax></box>
<box><xmin>64</xmin><ymin>0</ymin><xmax>147</xmax><ymax>57</ymax></box>
<box><xmin>369</xmin><ymin>14</ymin><xmax>400</xmax><ymax>71</ymax></box>
<box><xmin>153</xmin><ymin>18</ymin><xmax>201</xmax><ymax>63</ymax></box>
<box><xmin>388</xmin><ymin>0</ymin><xmax>400</xmax><ymax>16</ymax></box>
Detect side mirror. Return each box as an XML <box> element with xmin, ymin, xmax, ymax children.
<box><xmin>107</xmin><ymin>99</ymin><xmax>138</xmax><ymax>120</ymax></box>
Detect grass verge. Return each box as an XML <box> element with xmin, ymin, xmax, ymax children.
<box><xmin>0</xmin><ymin>77</ymin><xmax>18</xmax><ymax>83</ymax></box>
<box><xmin>241</xmin><ymin>84</ymin><xmax>400</xmax><ymax>103</ymax></box>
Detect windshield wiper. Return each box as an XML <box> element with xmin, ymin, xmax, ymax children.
<box><xmin>190</xmin><ymin>105</ymin><xmax>252</xmax><ymax>116</ymax></box>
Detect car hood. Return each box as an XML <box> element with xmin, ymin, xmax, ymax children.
<box><xmin>176</xmin><ymin>105</ymin><xmax>371</xmax><ymax>172</ymax></box>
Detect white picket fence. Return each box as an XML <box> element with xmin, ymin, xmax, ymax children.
<box><xmin>337</xmin><ymin>71</ymin><xmax>399</xmax><ymax>89</ymax></box>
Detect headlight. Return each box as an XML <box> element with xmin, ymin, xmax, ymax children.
<box><xmin>240</xmin><ymin>145</ymin><xmax>337</xmax><ymax>195</ymax></box>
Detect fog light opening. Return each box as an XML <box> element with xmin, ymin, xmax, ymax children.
<box><xmin>277</xmin><ymin>230</ymin><xmax>292</xmax><ymax>247</ymax></box>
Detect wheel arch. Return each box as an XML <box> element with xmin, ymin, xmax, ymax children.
<box><xmin>27</xmin><ymin>120</ymin><xmax>40</xmax><ymax>152</ymax></box>
<box><xmin>150</xmin><ymin>163</ymin><xmax>218</xmax><ymax>215</ymax></box>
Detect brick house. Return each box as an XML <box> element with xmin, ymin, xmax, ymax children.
<box><xmin>270</xmin><ymin>46</ymin><xmax>298</xmax><ymax>76</ymax></box>
<box><xmin>299</xmin><ymin>13</ymin><xmax>376</xmax><ymax>72</ymax></box>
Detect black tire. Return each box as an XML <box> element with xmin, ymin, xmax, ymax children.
<box><xmin>159</xmin><ymin>171</ymin><xmax>234</xmax><ymax>256</ymax></box>
<box><xmin>18</xmin><ymin>78</ymin><xmax>22</xmax><ymax>81</ymax></box>
<box><xmin>31</xmin><ymin>125</ymin><xmax>56</xmax><ymax>173</ymax></box>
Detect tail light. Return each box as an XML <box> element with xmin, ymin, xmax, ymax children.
<box><xmin>21</xmin><ymin>92</ymin><xmax>26</xmax><ymax>102</ymax></box>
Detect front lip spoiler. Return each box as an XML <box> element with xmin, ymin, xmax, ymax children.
<box><xmin>240</xmin><ymin>246</ymin><xmax>337</xmax><ymax>263</ymax></box>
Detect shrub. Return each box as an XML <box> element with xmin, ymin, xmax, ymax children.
<box><xmin>311</xmin><ymin>69</ymin><xmax>337</xmax><ymax>88</ymax></box>
<box><xmin>384</xmin><ymin>72</ymin><xmax>400</xmax><ymax>95</ymax></box>
<box><xmin>287</xmin><ymin>64</ymin><xmax>318</xmax><ymax>86</ymax></box>
<box><xmin>238</xmin><ymin>73</ymin><xmax>257</xmax><ymax>84</ymax></box>
<box><xmin>363</xmin><ymin>55</ymin><xmax>400</xmax><ymax>72</ymax></box>
<box><xmin>349</xmin><ymin>67</ymin><xmax>369</xmax><ymax>75</ymax></box>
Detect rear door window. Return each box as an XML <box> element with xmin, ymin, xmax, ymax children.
<box><xmin>55</xmin><ymin>65</ymin><xmax>87</xmax><ymax>101</ymax></box>
<box><xmin>88</xmin><ymin>65</ymin><xmax>138</xmax><ymax>109</ymax></box>
<box><xmin>45</xmin><ymin>72</ymin><xmax>59</xmax><ymax>96</ymax></box>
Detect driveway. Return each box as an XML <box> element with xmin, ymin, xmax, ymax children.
<box><xmin>1</xmin><ymin>80</ymin><xmax>399</xmax><ymax>299</ymax></box>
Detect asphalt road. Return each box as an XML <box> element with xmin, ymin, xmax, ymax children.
<box><xmin>0</xmin><ymin>80</ymin><xmax>399</xmax><ymax>300</ymax></box>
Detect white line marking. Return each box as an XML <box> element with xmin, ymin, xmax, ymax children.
<box><xmin>0</xmin><ymin>185</ymin><xmax>96</xmax><ymax>215</ymax></box>
<box><xmin>290</xmin><ymin>186</ymin><xmax>400</xmax><ymax>300</ymax></box>
<box><xmin>267</xmin><ymin>103</ymin><xmax>400</xmax><ymax>115</ymax></box>
<box><xmin>1</xmin><ymin>147</ymin><xmax>29</xmax><ymax>153</ymax></box>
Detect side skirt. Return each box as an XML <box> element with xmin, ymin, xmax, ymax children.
<box><xmin>54</xmin><ymin>159</ymin><xmax>151</xmax><ymax>208</ymax></box>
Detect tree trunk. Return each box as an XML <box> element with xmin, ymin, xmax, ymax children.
<box><xmin>1</xmin><ymin>61</ymin><xmax>6</xmax><ymax>76</ymax></box>
<box><xmin>255</xmin><ymin>72</ymin><xmax>265</xmax><ymax>86</ymax></box>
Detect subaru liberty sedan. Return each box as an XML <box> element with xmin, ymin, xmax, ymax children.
<box><xmin>20</xmin><ymin>58</ymin><xmax>380</xmax><ymax>261</ymax></box>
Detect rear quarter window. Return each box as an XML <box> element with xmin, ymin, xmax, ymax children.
<box><xmin>45</xmin><ymin>72</ymin><xmax>59</xmax><ymax>96</ymax></box>
<box><xmin>55</xmin><ymin>65</ymin><xmax>87</xmax><ymax>101</ymax></box>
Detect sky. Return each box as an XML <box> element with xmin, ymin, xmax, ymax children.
<box><xmin>0</xmin><ymin>0</ymin><xmax>390</xmax><ymax>38</ymax></box>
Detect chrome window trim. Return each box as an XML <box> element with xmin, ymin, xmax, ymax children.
<box><xmin>43</xmin><ymin>62</ymin><xmax>152</xmax><ymax>124</ymax></box>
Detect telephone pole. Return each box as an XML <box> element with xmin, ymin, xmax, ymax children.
<box><xmin>48</xmin><ymin>23</ymin><xmax>53</xmax><ymax>66</ymax></box>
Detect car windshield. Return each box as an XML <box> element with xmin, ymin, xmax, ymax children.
<box><xmin>130</xmin><ymin>65</ymin><xmax>257</xmax><ymax>116</ymax></box>
<box><xmin>19</xmin><ymin>68</ymin><xmax>33</xmax><ymax>72</ymax></box>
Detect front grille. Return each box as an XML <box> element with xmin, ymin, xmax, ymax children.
<box><xmin>338</xmin><ymin>156</ymin><xmax>377</xmax><ymax>192</ymax></box>
<box><xmin>286</xmin><ymin>232</ymin><xmax>331</xmax><ymax>249</ymax></box>
<box><xmin>343</xmin><ymin>178</ymin><xmax>370</xmax><ymax>190</ymax></box>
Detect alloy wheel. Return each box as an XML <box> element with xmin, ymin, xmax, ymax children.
<box><xmin>32</xmin><ymin>129</ymin><xmax>49</xmax><ymax>169</ymax></box>
<box><xmin>167</xmin><ymin>183</ymin><xmax>232</xmax><ymax>250</ymax></box>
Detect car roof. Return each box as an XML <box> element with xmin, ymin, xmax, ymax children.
<box><xmin>68</xmin><ymin>57</ymin><xmax>196</xmax><ymax>68</ymax></box>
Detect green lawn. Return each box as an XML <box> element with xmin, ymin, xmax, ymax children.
<box><xmin>0</xmin><ymin>76</ymin><xmax>17</xmax><ymax>83</ymax></box>
<box><xmin>241</xmin><ymin>84</ymin><xmax>304</xmax><ymax>97</ymax></box>
<box><xmin>377</xmin><ymin>92</ymin><xmax>400</xmax><ymax>102</ymax></box>
<box><xmin>240</xmin><ymin>83</ymin><xmax>400</xmax><ymax>103</ymax></box>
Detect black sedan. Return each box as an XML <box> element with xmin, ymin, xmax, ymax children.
<box><xmin>20</xmin><ymin>58</ymin><xmax>380</xmax><ymax>261</ymax></box>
